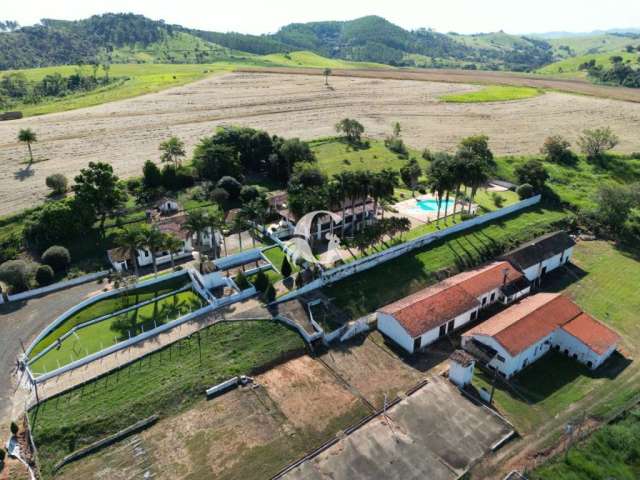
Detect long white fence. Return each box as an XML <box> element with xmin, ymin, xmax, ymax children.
<box><xmin>276</xmin><ymin>195</ymin><xmax>541</xmax><ymax>303</ymax></box>
<box><xmin>2</xmin><ymin>270</ymin><xmax>109</xmax><ymax>304</ymax></box>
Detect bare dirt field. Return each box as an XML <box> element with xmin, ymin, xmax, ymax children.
<box><xmin>2</xmin><ymin>71</ymin><xmax>640</xmax><ymax>216</ymax></box>
<box><xmin>57</xmin><ymin>355</ymin><xmax>372</xmax><ymax>480</ymax></box>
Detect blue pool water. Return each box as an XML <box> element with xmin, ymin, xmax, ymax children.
<box><xmin>416</xmin><ymin>198</ymin><xmax>454</xmax><ymax>212</ymax></box>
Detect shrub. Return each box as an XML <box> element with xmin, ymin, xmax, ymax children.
<box><xmin>516</xmin><ymin>183</ymin><xmax>535</xmax><ymax>199</ymax></box>
<box><xmin>541</xmin><ymin>135</ymin><xmax>577</xmax><ymax>165</ymax></box>
<box><xmin>10</xmin><ymin>421</ymin><xmax>18</xmax><ymax>435</ymax></box>
<box><xmin>41</xmin><ymin>245</ymin><xmax>71</xmax><ymax>272</ymax></box>
<box><xmin>210</xmin><ymin>187</ymin><xmax>229</xmax><ymax>205</ymax></box>
<box><xmin>142</xmin><ymin>160</ymin><xmax>162</xmax><ymax>190</ymax></box>
<box><xmin>264</xmin><ymin>283</ymin><xmax>276</xmax><ymax>303</ymax></box>
<box><xmin>240</xmin><ymin>185</ymin><xmax>262</xmax><ymax>203</ymax></box>
<box><xmin>23</xmin><ymin>199</ymin><xmax>94</xmax><ymax>249</ymax></box>
<box><xmin>577</xmin><ymin>127</ymin><xmax>619</xmax><ymax>162</ymax></box>
<box><xmin>125</xmin><ymin>178</ymin><xmax>141</xmax><ymax>193</ymax></box>
<box><xmin>515</xmin><ymin>160</ymin><xmax>549</xmax><ymax>191</ymax></box>
<box><xmin>45</xmin><ymin>173</ymin><xmax>68</xmax><ymax>195</ymax></box>
<box><xmin>216</xmin><ymin>176</ymin><xmax>242</xmax><ymax>200</ymax></box>
<box><xmin>281</xmin><ymin>256</ymin><xmax>292</xmax><ymax>278</ymax></box>
<box><xmin>491</xmin><ymin>192</ymin><xmax>505</xmax><ymax>208</ymax></box>
<box><xmin>235</xmin><ymin>271</ymin><xmax>250</xmax><ymax>290</ymax></box>
<box><xmin>35</xmin><ymin>264</ymin><xmax>54</xmax><ymax>286</ymax></box>
<box><xmin>253</xmin><ymin>270</ymin><xmax>269</xmax><ymax>292</ymax></box>
<box><xmin>385</xmin><ymin>136</ymin><xmax>408</xmax><ymax>156</ymax></box>
<box><xmin>0</xmin><ymin>260</ymin><xmax>30</xmax><ymax>292</ymax></box>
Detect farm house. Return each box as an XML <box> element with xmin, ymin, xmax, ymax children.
<box><xmin>376</xmin><ymin>261</ymin><xmax>529</xmax><ymax>353</ymax></box>
<box><xmin>462</xmin><ymin>293</ymin><xmax>620</xmax><ymax>378</ymax></box>
<box><xmin>500</xmin><ymin>231</ymin><xmax>575</xmax><ymax>283</ymax></box>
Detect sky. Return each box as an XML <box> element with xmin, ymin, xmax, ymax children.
<box><xmin>3</xmin><ymin>0</ymin><xmax>640</xmax><ymax>35</ymax></box>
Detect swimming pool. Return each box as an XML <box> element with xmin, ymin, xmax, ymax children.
<box><xmin>415</xmin><ymin>198</ymin><xmax>454</xmax><ymax>212</ymax></box>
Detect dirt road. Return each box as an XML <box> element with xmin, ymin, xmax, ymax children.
<box><xmin>1</xmin><ymin>71</ymin><xmax>640</xmax><ymax>216</ymax></box>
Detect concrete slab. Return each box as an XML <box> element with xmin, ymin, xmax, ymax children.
<box><xmin>281</xmin><ymin>376</ymin><xmax>513</xmax><ymax>480</ymax></box>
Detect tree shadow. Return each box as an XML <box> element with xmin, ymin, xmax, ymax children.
<box><xmin>14</xmin><ymin>165</ymin><xmax>35</xmax><ymax>181</ymax></box>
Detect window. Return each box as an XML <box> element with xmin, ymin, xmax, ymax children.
<box><xmin>439</xmin><ymin>324</ymin><xmax>446</xmax><ymax>337</ymax></box>
<box><xmin>491</xmin><ymin>292</ymin><xmax>496</xmax><ymax>302</ymax></box>
<box><xmin>470</xmin><ymin>310</ymin><xmax>477</xmax><ymax>321</ymax></box>
<box><xmin>482</xmin><ymin>297</ymin><xmax>487</xmax><ymax>306</ymax></box>
<box><xmin>413</xmin><ymin>337</ymin><xmax>422</xmax><ymax>352</ymax></box>
<box><xmin>587</xmin><ymin>361</ymin><xmax>593</xmax><ymax>368</ymax></box>
<box><xmin>446</xmin><ymin>320</ymin><xmax>455</xmax><ymax>334</ymax></box>
<box><xmin>496</xmin><ymin>355</ymin><xmax>506</xmax><ymax>363</ymax></box>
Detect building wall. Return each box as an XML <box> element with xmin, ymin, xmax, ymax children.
<box><xmin>521</xmin><ymin>247</ymin><xmax>574</xmax><ymax>282</ymax></box>
<box><xmin>449</xmin><ymin>361</ymin><xmax>475</xmax><ymax>387</ymax></box>
<box><xmin>377</xmin><ymin>313</ymin><xmax>415</xmax><ymax>353</ymax></box>
<box><xmin>553</xmin><ymin>328</ymin><xmax>613</xmax><ymax>369</ymax></box>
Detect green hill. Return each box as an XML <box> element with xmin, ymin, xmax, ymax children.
<box><xmin>546</xmin><ymin>33</ymin><xmax>640</xmax><ymax>59</ymax></box>
<box><xmin>537</xmin><ymin>51</ymin><xmax>638</xmax><ymax>76</ymax></box>
<box><xmin>260</xmin><ymin>51</ymin><xmax>389</xmax><ymax>69</ymax></box>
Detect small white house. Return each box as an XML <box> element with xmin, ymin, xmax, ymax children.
<box><xmin>462</xmin><ymin>293</ymin><xmax>620</xmax><ymax>378</ymax></box>
<box><xmin>449</xmin><ymin>350</ymin><xmax>475</xmax><ymax>388</ymax></box>
<box><xmin>501</xmin><ymin>231</ymin><xmax>575</xmax><ymax>284</ymax></box>
<box><xmin>377</xmin><ymin>261</ymin><xmax>529</xmax><ymax>354</ymax></box>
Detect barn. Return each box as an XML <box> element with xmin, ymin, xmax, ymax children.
<box><xmin>500</xmin><ymin>231</ymin><xmax>575</xmax><ymax>283</ymax></box>
<box><xmin>377</xmin><ymin>261</ymin><xmax>529</xmax><ymax>354</ymax></box>
<box><xmin>462</xmin><ymin>293</ymin><xmax>620</xmax><ymax>378</ymax></box>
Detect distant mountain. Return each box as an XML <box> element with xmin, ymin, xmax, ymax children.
<box><xmin>532</xmin><ymin>28</ymin><xmax>640</xmax><ymax>39</ymax></box>
<box><xmin>0</xmin><ymin>13</ymin><xmax>555</xmax><ymax>71</ymax></box>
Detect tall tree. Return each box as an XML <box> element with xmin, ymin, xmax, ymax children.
<box><xmin>141</xmin><ymin>227</ymin><xmax>165</xmax><ymax>277</ymax></box>
<box><xmin>73</xmin><ymin>162</ymin><xmax>125</xmax><ymax>237</ymax></box>
<box><xmin>181</xmin><ymin>209</ymin><xmax>209</xmax><ymax>248</ymax></box>
<box><xmin>18</xmin><ymin>128</ymin><xmax>36</xmax><ymax>164</ymax></box>
<box><xmin>114</xmin><ymin>225</ymin><xmax>145</xmax><ymax>277</ymax></box>
<box><xmin>335</xmin><ymin>118</ymin><xmax>365</xmax><ymax>144</ymax></box>
<box><xmin>162</xmin><ymin>233</ymin><xmax>184</xmax><ymax>269</ymax></box>
<box><xmin>203</xmin><ymin>206</ymin><xmax>225</xmax><ymax>259</ymax></box>
<box><xmin>159</xmin><ymin>136</ymin><xmax>186</xmax><ymax>167</ymax></box>
<box><xmin>400</xmin><ymin>159</ymin><xmax>422</xmax><ymax>198</ymax></box>
<box><xmin>323</xmin><ymin>68</ymin><xmax>332</xmax><ymax>86</ymax></box>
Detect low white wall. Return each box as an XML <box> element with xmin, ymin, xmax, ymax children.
<box><xmin>6</xmin><ymin>270</ymin><xmax>109</xmax><ymax>303</ymax></box>
<box><xmin>24</xmin><ymin>269</ymin><xmax>189</xmax><ymax>357</ymax></box>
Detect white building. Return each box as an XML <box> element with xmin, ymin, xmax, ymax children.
<box><xmin>462</xmin><ymin>293</ymin><xmax>620</xmax><ymax>378</ymax></box>
<box><xmin>448</xmin><ymin>350</ymin><xmax>476</xmax><ymax>388</ymax></box>
<box><xmin>501</xmin><ymin>231</ymin><xmax>575</xmax><ymax>284</ymax></box>
<box><xmin>156</xmin><ymin>197</ymin><xmax>181</xmax><ymax>214</ymax></box>
<box><xmin>377</xmin><ymin>261</ymin><xmax>530</xmax><ymax>354</ymax></box>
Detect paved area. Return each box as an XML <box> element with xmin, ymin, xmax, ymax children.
<box><xmin>0</xmin><ymin>280</ymin><xmax>104</xmax><ymax>424</ymax></box>
<box><xmin>282</xmin><ymin>376</ymin><xmax>513</xmax><ymax>480</ymax></box>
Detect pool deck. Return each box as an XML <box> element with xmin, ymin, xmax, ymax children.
<box><xmin>394</xmin><ymin>194</ymin><xmax>460</xmax><ymax>227</ymax></box>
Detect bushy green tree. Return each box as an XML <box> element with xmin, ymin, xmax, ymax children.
<box><xmin>73</xmin><ymin>162</ymin><xmax>126</xmax><ymax>237</ymax></box>
<box><xmin>400</xmin><ymin>159</ymin><xmax>422</xmax><ymax>197</ymax></box>
<box><xmin>45</xmin><ymin>173</ymin><xmax>68</xmax><ymax>195</ymax></box>
<box><xmin>515</xmin><ymin>160</ymin><xmax>549</xmax><ymax>192</ymax></box>
<box><xmin>193</xmin><ymin>141</ymin><xmax>241</xmax><ymax>182</ymax></box>
<box><xmin>541</xmin><ymin>135</ymin><xmax>577</xmax><ymax>165</ymax></box>
<box><xmin>216</xmin><ymin>176</ymin><xmax>242</xmax><ymax>200</ymax></box>
<box><xmin>516</xmin><ymin>183</ymin><xmax>535</xmax><ymax>199</ymax></box>
<box><xmin>24</xmin><ymin>200</ymin><xmax>94</xmax><ymax>249</ymax></box>
<box><xmin>159</xmin><ymin>136</ymin><xmax>186</xmax><ymax>166</ymax></box>
<box><xmin>0</xmin><ymin>260</ymin><xmax>30</xmax><ymax>292</ymax></box>
<box><xmin>142</xmin><ymin>160</ymin><xmax>162</xmax><ymax>190</ymax></box>
<box><xmin>335</xmin><ymin>118</ymin><xmax>365</xmax><ymax>144</ymax></box>
<box><xmin>41</xmin><ymin>246</ymin><xmax>71</xmax><ymax>272</ymax></box>
<box><xmin>35</xmin><ymin>264</ymin><xmax>54</xmax><ymax>286</ymax></box>
<box><xmin>578</xmin><ymin>127</ymin><xmax>619</xmax><ymax>163</ymax></box>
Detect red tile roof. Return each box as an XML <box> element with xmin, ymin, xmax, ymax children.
<box><xmin>379</xmin><ymin>283</ymin><xmax>479</xmax><ymax>338</ymax></box>
<box><xmin>464</xmin><ymin>293</ymin><xmax>619</xmax><ymax>357</ymax></box>
<box><xmin>379</xmin><ymin>261</ymin><xmax>524</xmax><ymax>338</ymax></box>
<box><xmin>562</xmin><ymin>313</ymin><xmax>620</xmax><ymax>356</ymax></box>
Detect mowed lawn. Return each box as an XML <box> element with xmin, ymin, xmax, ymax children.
<box><xmin>30</xmin><ymin>320</ymin><xmax>306</xmax><ymax>478</ymax></box>
<box><xmin>324</xmin><ymin>205</ymin><xmax>568</xmax><ymax>318</ymax></box>
<box><xmin>311</xmin><ymin>138</ymin><xmax>427</xmax><ymax>177</ymax></box>
<box><xmin>473</xmin><ymin>241</ymin><xmax>640</xmax><ymax>433</ymax></box>
<box><xmin>440</xmin><ymin>85</ymin><xmax>542</xmax><ymax>103</ymax></box>
<box><xmin>29</xmin><ymin>290</ymin><xmax>205</xmax><ymax>375</ymax></box>
<box><xmin>29</xmin><ymin>274</ymin><xmax>191</xmax><ymax>359</ymax></box>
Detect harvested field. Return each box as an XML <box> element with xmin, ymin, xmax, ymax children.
<box><xmin>2</xmin><ymin>71</ymin><xmax>640</xmax><ymax>216</ymax></box>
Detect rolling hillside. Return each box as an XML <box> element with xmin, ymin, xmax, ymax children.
<box><xmin>537</xmin><ymin>51</ymin><xmax>639</xmax><ymax>76</ymax></box>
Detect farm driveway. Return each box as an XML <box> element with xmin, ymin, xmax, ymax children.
<box><xmin>2</xmin><ymin>72</ymin><xmax>640</xmax><ymax>216</ymax></box>
<box><xmin>0</xmin><ymin>281</ymin><xmax>102</xmax><ymax>424</ymax></box>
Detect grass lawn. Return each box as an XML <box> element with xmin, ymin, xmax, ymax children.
<box><xmin>28</xmin><ymin>274</ymin><xmax>192</xmax><ymax>359</ymax></box>
<box><xmin>262</xmin><ymin>246</ymin><xmax>298</xmax><ymax>274</ymax></box>
<box><xmin>260</xmin><ymin>50</ymin><xmax>389</xmax><ymax>69</ymax></box>
<box><xmin>473</xmin><ymin>241</ymin><xmax>640</xmax><ymax>434</ymax></box>
<box><xmin>530</xmin><ymin>408</ymin><xmax>640</xmax><ymax>480</ymax></box>
<box><xmin>536</xmin><ymin>51</ymin><xmax>637</xmax><ymax>76</ymax></box>
<box><xmin>29</xmin><ymin>289</ymin><xmax>204</xmax><ymax>375</ymax></box>
<box><xmin>30</xmin><ymin>320</ymin><xmax>306</xmax><ymax>478</ymax></box>
<box><xmin>324</xmin><ymin>205</ymin><xmax>568</xmax><ymax>318</ymax></box>
<box><xmin>495</xmin><ymin>155</ymin><xmax>640</xmax><ymax>211</ymax></box>
<box><xmin>311</xmin><ymin>137</ymin><xmax>426</xmax><ymax>177</ymax></box>
<box><xmin>440</xmin><ymin>85</ymin><xmax>542</xmax><ymax>103</ymax></box>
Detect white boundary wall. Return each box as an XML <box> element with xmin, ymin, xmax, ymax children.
<box><xmin>276</xmin><ymin>195</ymin><xmax>541</xmax><ymax>303</ymax></box>
<box><xmin>3</xmin><ymin>270</ymin><xmax>109</xmax><ymax>304</ymax></box>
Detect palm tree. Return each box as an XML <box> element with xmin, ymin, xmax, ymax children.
<box><xmin>240</xmin><ymin>198</ymin><xmax>269</xmax><ymax>248</ymax></box>
<box><xmin>202</xmin><ymin>206</ymin><xmax>225</xmax><ymax>259</ymax></box>
<box><xmin>323</xmin><ymin>68</ymin><xmax>332</xmax><ymax>86</ymax></box>
<box><xmin>18</xmin><ymin>128</ymin><xmax>36</xmax><ymax>164</ymax></box>
<box><xmin>333</xmin><ymin>173</ymin><xmax>351</xmax><ymax>236</ymax></box>
<box><xmin>356</xmin><ymin>171</ymin><xmax>373</xmax><ymax>231</ymax></box>
<box><xmin>159</xmin><ymin>136</ymin><xmax>186</xmax><ymax>167</ymax></box>
<box><xmin>163</xmin><ymin>233</ymin><xmax>184</xmax><ymax>269</ymax></box>
<box><xmin>465</xmin><ymin>158</ymin><xmax>490</xmax><ymax>214</ymax></box>
<box><xmin>433</xmin><ymin>153</ymin><xmax>457</xmax><ymax>224</ymax></box>
<box><xmin>114</xmin><ymin>225</ymin><xmax>145</xmax><ymax>277</ymax></box>
<box><xmin>141</xmin><ymin>227</ymin><xmax>165</xmax><ymax>278</ymax></box>
<box><xmin>371</xmin><ymin>169</ymin><xmax>398</xmax><ymax>221</ymax></box>
<box><xmin>181</xmin><ymin>209</ymin><xmax>208</xmax><ymax>249</ymax></box>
